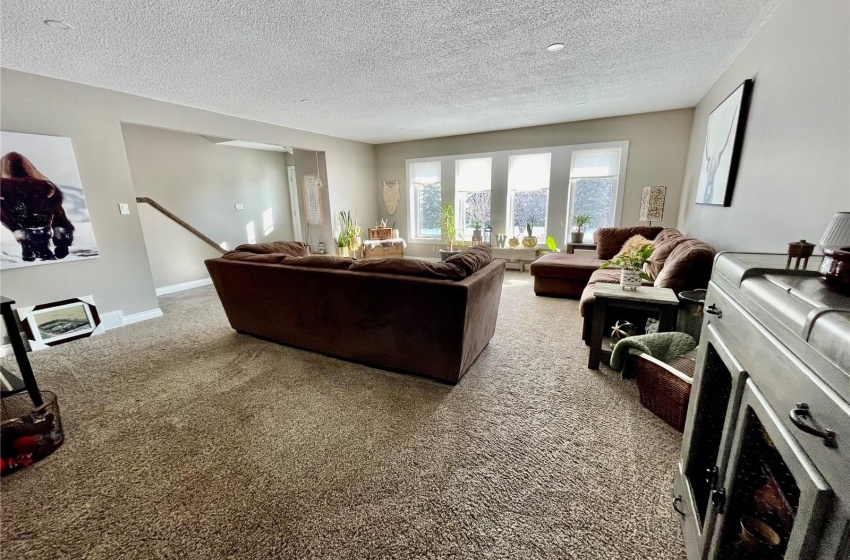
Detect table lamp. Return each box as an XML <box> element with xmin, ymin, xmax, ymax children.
<box><xmin>639</xmin><ymin>186</ymin><xmax>666</xmax><ymax>226</ymax></box>
<box><xmin>818</xmin><ymin>211</ymin><xmax>850</xmax><ymax>291</ymax></box>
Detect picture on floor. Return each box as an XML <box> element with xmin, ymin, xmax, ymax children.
<box><xmin>0</xmin><ymin>131</ymin><xmax>100</xmax><ymax>269</ymax></box>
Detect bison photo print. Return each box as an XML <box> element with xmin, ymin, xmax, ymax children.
<box><xmin>1</xmin><ymin>131</ymin><xmax>99</xmax><ymax>269</ymax></box>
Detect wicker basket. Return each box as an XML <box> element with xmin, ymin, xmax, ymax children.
<box><xmin>1</xmin><ymin>391</ymin><xmax>64</xmax><ymax>475</ymax></box>
<box><xmin>632</xmin><ymin>350</ymin><xmax>696</xmax><ymax>432</ymax></box>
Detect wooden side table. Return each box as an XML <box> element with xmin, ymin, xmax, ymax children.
<box><xmin>587</xmin><ymin>284</ymin><xmax>679</xmax><ymax>370</ymax></box>
<box><xmin>565</xmin><ymin>242</ymin><xmax>597</xmax><ymax>254</ymax></box>
<box><xmin>0</xmin><ymin>296</ymin><xmax>43</xmax><ymax>406</ymax></box>
<box><xmin>490</xmin><ymin>247</ymin><xmax>540</xmax><ymax>273</ymax></box>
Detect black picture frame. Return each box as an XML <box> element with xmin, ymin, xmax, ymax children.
<box><xmin>695</xmin><ymin>79</ymin><xmax>753</xmax><ymax>207</ymax></box>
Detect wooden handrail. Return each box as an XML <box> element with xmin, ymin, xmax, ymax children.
<box><xmin>136</xmin><ymin>197</ymin><xmax>226</xmax><ymax>254</ymax></box>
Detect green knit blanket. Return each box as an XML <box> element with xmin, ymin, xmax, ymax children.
<box><xmin>609</xmin><ymin>332</ymin><xmax>697</xmax><ymax>372</ymax></box>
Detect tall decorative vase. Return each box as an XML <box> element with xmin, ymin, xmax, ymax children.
<box><xmin>620</xmin><ymin>269</ymin><xmax>642</xmax><ymax>291</ymax></box>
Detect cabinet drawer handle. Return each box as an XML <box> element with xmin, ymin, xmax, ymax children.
<box><xmin>790</xmin><ymin>403</ymin><xmax>838</xmax><ymax>448</ymax></box>
<box><xmin>705</xmin><ymin>304</ymin><xmax>722</xmax><ymax>318</ymax></box>
<box><xmin>673</xmin><ymin>496</ymin><xmax>685</xmax><ymax>517</ymax></box>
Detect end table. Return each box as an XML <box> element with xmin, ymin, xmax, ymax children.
<box><xmin>587</xmin><ymin>284</ymin><xmax>679</xmax><ymax>370</ymax></box>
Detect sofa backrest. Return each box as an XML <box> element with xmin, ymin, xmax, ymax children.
<box><xmin>652</xmin><ymin>238</ymin><xmax>716</xmax><ymax>294</ymax></box>
<box><xmin>595</xmin><ymin>226</ymin><xmax>664</xmax><ymax>260</ymax></box>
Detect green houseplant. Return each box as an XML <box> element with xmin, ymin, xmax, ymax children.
<box><xmin>599</xmin><ymin>242</ymin><xmax>654</xmax><ymax>290</ymax></box>
<box><xmin>339</xmin><ymin>211</ymin><xmax>364</xmax><ymax>252</ymax></box>
<box><xmin>570</xmin><ymin>213</ymin><xmax>595</xmax><ymax>243</ymax></box>
<box><xmin>334</xmin><ymin>229</ymin><xmax>350</xmax><ymax>257</ymax></box>
<box><xmin>470</xmin><ymin>219</ymin><xmax>483</xmax><ymax>242</ymax></box>
<box><xmin>439</xmin><ymin>204</ymin><xmax>463</xmax><ymax>261</ymax></box>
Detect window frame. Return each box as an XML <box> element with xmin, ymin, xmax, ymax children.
<box><xmin>564</xmin><ymin>141</ymin><xmax>630</xmax><ymax>244</ymax></box>
<box><xmin>506</xmin><ymin>152</ymin><xmax>553</xmax><ymax>242</ymax></box>
<box><xmin>454</xmin><ymin>157</ymin><xmax>493</xmax><ymax>238</ymax></box>
<box><xmin>406</xmin><ymin>160</ymin><xmax>443</xmax><ymax>242</ymax></box>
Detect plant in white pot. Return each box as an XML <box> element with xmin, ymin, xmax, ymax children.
<box><xmin>569</xmin><ymin>213</ymin><xmax>594</xmax><ymax>244</ymax></box>
<box><xmin>599</xmin><ymin>243</ymin><xmax>654</xmax><ymax>291</ymax></box>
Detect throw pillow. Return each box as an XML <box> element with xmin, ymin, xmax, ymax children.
<box><xmin>350</xmin><ymin>258</ymin><xmax>465</xmax><ymax>280</ymax></box>
<box><xmin>611</xmin><ymin>235</ymin><xmax>652</xmax><ymax>262</ymax></box>
<box><xmin>646</xmin><ymin>229</ymin><xmax>686</xmax><ymax>279</ymax></box>
<box><xmin>444</xmin><ymin>246</ymin><xmax>493</xmax><ymax>276</ymax></box>
<box><xmin>233</xmin><ymin>241</ymin><xmax>310</xmax><ymax>257</ymax></box>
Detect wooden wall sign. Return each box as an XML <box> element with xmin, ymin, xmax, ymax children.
<box><xmin>302</xmin><ymin>173</ymin><xmax>324</xmax><ymax>226</ymax></box>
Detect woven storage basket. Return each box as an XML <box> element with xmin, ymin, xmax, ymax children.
<box><xmin>633</xmin><ymin>350</ymin><xmax>696</xmax><ymax>432</ymax></box>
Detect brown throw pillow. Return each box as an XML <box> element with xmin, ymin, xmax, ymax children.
<box><xmin>350</xmin><ymin>258</ymin><xmax>464</xmax><ymax>280</ymax></box>
<box><xmin>221</xmin><ymin>251</ymin><xmax>290</xmax><ymax>264</ymax></box>
<box><xmin>595</xmin><ymin>226</ymin><xmax>663</xmax><ymax>260</ymax></box>
<box><xmin>444</xmin><ymin>246</ymin><xmax>493</xmax><ymax>276</ymax></box>
<box><xmin>653</xmin><ymin>239</ymin><xmax>716</xmax><ymax>294</ymax></box>
<box><xmin>646</xmin><ymin>229</ymin><xmax>686</xmax><ymax>279</ymax></box>
<box><xmin>233</xmin><ymin>241</ymin><xmax>310</xmax><ymax>257</ymax></box>
<box><xmin>281</xmin><ymin>255</ymin><xmax>354</xmax><ymax>270</ymax></box>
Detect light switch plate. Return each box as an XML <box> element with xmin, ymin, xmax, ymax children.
<box><xmin>235</xmin><ymin>203</ymin><xmax>244</xmax><ymax>210</ymax></box>
<box><xmin>118</xmin><ymin>203</ymin><xmax>130</xmax><ymax>215</ymax></box>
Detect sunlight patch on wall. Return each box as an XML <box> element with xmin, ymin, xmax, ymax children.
<box><xmin>246</xmin><ymin>221</ymin><xmax>256</xmax><ymax>244</ymax></box>
<box><xmin>263</xmin><ymin>208</ymin><xmax>274</xmax><ymax>236</ymax></box>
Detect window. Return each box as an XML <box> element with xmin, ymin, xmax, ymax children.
<box><xmin>455</xmin><ymin>158</ymin><xmax>491</xmax><ymax>237</ymax></box>
<box><xmin>408</xmin><ymin>161</ymin><xmax>442</xmax><ymax>239</ymax></box>
<box><xmin>507</xmin><ymin>153</ymin><xmax>551</xmax><ymax>240</ymax></box>
<box><xmin>567</xmin><ymin>148</ymin><xmax>623</xmax><ymax>243</ymax></box>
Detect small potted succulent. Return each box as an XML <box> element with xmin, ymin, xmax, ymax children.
<box><xmin>470</xmin><ymin>219</ymin><xmax>483</xmax><ymax>243</ymax></box>
<box><xmin>439</xmin><ymin>204</ymin><xmax>464</xmax><ymax>261</ymax></box>
<box><xmin>334</xmin><ymin>230</ymin><xmax>350</xmax><ymax>257</ymax></box>
<box><xmin>570</xmin><ymin>213</ymin><xmax>595</xmax><ymax>244</ymax></box>
<box><xmin>599</xmin><ymin>243</ymin><xmax>654</xmax><ymax>290</ymax></box>
<box><xmin>522</xmin><ymin>221</ymin><xmax>538</xmax><ymax>248</ymax></box>
<box><xmin>339</xmin><ymin>211</ymin><xmax>364</xmax><ymax>252</ymax></box>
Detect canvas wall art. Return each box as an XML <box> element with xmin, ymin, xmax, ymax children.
<box><xmin>1</xmin><ymin>131</ymin><xmax>99</xmax><ymax>269</ymax></box>
<box><xmin>695</xmin><ymin>79</ymin><xmax>753</xmax><ymax>206</ymax></box>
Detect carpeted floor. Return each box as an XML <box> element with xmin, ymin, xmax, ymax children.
<box><xmin>1</xmin><ymin>272</ymin><xmax>686</xmax><ymax>559</ymax></box>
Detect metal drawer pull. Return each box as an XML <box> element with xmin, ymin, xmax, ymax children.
<box><xmin>673</xmin><ymin>496</ymin><xmax>685</xmax><ymax>516</ymax></box>
<box><xmin>790</xmin><ymin>403</ymin><xmax>838</xmax><ymax>448</ymax></box>
<box><xmin>705</xmin><ymin>304</ymin><xmax>722</xmax><ymax>318</ymax></box>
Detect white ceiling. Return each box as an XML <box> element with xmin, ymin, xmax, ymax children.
<box><xmin>1</xmin><ymin>0</ymin><xmax>779</xmax><ymax>144</ymax></box>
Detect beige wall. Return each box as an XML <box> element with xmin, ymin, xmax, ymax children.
<box><xmin>123</xmin><ymin>124</ymin><xmax>295</xmax><ymax>288</ymax></box>
<box><xmin>375</xmin><ymin>109</ymin><xmax>694</xmax><ymax>257</ymax></box>
<box><xmin>292</xmin><ymin>149</ymin><xmax>333</xmax><ymax>250</ymax></box>
<box><xmin>0</xmin><ymin>69</ymin><xmax>376</xmax><ymax>319</ymax></box>
<box><xmin>677</xmin><ymin>0</ymin><xmax>850</xmax><ymax>251</ymax></box>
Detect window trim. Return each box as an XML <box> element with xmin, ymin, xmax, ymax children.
<box><xmin>564</xmin><ymin>141</ymin><xmax>630</xmax><ymax>244</ymax></box>
<box><xmin>407</xmin><ymin>160</ymin><xmax>443</xmax><ymax>243</ymax></box>
<box><xmin>454</xmin><ymin>157</ymin><xmax>493</xmax><ymax>238</ymax></box>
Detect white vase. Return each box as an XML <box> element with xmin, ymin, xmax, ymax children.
<box><xmin>620</xmin><ymin>269</ymin><xmax>642</xmax><ymax>291</ymax></box>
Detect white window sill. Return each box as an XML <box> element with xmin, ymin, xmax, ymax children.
<box><xmin>407</xmin><ymin>238</ymin><xmax>442</xmax><ymax>245</ymax></box>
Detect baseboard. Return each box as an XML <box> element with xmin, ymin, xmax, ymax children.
<box><xmin>123</xmin><ymin>308</ymin><xmax>164</xmax><ymax>325</ymax></box>
<box><xmin>155</xmin><ymin>278</ymin><xmax>213</xmax><ymax>296</ymax></box>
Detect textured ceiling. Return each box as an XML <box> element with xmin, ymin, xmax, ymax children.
<box><xmin>1</xmin><ymin>0</ymin><xmax>779</xmax><ymax>144</ymax></box>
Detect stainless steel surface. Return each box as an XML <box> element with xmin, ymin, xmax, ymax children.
<box><xmin>675</xmin><ymin>253</ymin><xmax>850</xmax><ymax>560</ymax></box>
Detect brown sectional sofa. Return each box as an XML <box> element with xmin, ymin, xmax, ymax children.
<box><xmin>205</xmin><ymin>243</ymin><xmax>506</xmax><ymax>383</ymax></box>
<box><xmin>529</xmin><ymin>227</ymin><xmax>716</xmax><ymax>341</ymax></box>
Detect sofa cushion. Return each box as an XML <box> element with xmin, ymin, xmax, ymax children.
<box><xmin>222</xmin><ymin>251</ymin><xmax>290</xmax><ymax>264</ymax></box>
<box><xmin>653</xmin><ymin>239</ymin><xmax>716</xmax><ymax>294</ymax></box>
<box><xmin>596</xmin><ymin>226</ymin><xmax>663</xmax><ymax>260</ymax></box>
<box><xmin>233</xmin><ymin>241</ymin><xmax>310</xmax><ymax>256</ymax></box>
<box><xmin>349</xmin><ymin>258</ymin><xmax>464</xmax><ymax>280</ymax></box>
<box><xmin>530</xmin><ymin>253</ymin><xmax>604</xmax><ymax>279</ymax></box>
<box><xmin>281</xmin><ymin>255</ymin><xmax>354</xmax><ymax>270</ymax></box>
<box><xmin>646</xmin><ymin>229</ymin><xmax>686</xmax><ymax>279</ymax></box>
<box><xmin>444</xmin><ymin>246</ymin><xmax>492</xmax><ymax>276</ymax></box>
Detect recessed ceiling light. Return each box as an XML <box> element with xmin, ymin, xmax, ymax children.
<box><xmin>576</xmin><ymin>102</ymin><xmax>587</xmax><ymax>106</ymax></box>
<box><xmin>547</xmin><ymin>43</ymin><xmax>565</xmax><ymax>52</ymax></box>
<box><xmin>299</xmin><ymin>99</ymin><xmax>313</xmax><ymax>103</ymax></box>
<box><xmin>44</xmin><ymin>20</ymin><xmax>74</xmax><ymax>30</ymax></box>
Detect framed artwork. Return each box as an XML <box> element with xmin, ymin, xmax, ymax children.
<box><xmin>695</xmin><ymin>79</ymin><xmax>753</xmax><ymax>206</ymax></box>
<box><xmin>302</xmin><ymin>173</ymin><xmax>324</xmax><ymax>226</ymax></box>
<box><xmin>1</xmin><ymin>132</ymin><xmax>100</xmax><ymax>269</ymax></box>
<box><xmin>17</xmin><ymin>296</ymin><xmax>103</xmax><ymax>351</ymax></box>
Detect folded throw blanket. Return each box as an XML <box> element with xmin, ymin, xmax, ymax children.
<box><xmin>610</xmin><ymin>332</ymin><xmax>697</xmax><ymax>372</ymax></box>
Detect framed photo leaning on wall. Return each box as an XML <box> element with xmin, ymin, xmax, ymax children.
<box><xmin>695</xmin><ymin>79</ymin><xmax>753</xmax><ymax>207</ymax></box>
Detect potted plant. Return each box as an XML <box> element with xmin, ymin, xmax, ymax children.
<box><xmin>439</xmin><ymin>203</ymin><xmax>463</xmax><ymax>261</ymax></box>
<box><xmin>599</xmin><ymin>243</ymin><xmax>654</xmax><ymax>290</ymax></box>
<box><xmin>339</xmin><ymin>211</ymin><xmax>364</xmax><ymax>252</ymax></box>
<box><xmin>521</xmin><ymin>221</ymin><xmax>538</xmax><ymax>248</ymax></box>
<box><xmin>470</xmin><ymin>219</ymin><xmax>483</xmax><ymax>242</ymax></box>
<box><xmin>334</xmin><ymin>230</ymin><xmax>350</xmax><ymax>257</ymax></box>
<box><xmin>570</xmin><ymin>213</ymin><xmax>594</xmax><ymax>244</ymax></box>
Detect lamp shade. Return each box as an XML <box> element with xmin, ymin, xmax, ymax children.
<box><xmin>639</xmin><ymin>186</ymin><xmax>666</xmax><ymax>222</ymax></box>
<box><xmin>820</xmin><ymin>212</ymin><xmax>850</xmax><ymax>248</ymax></box>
